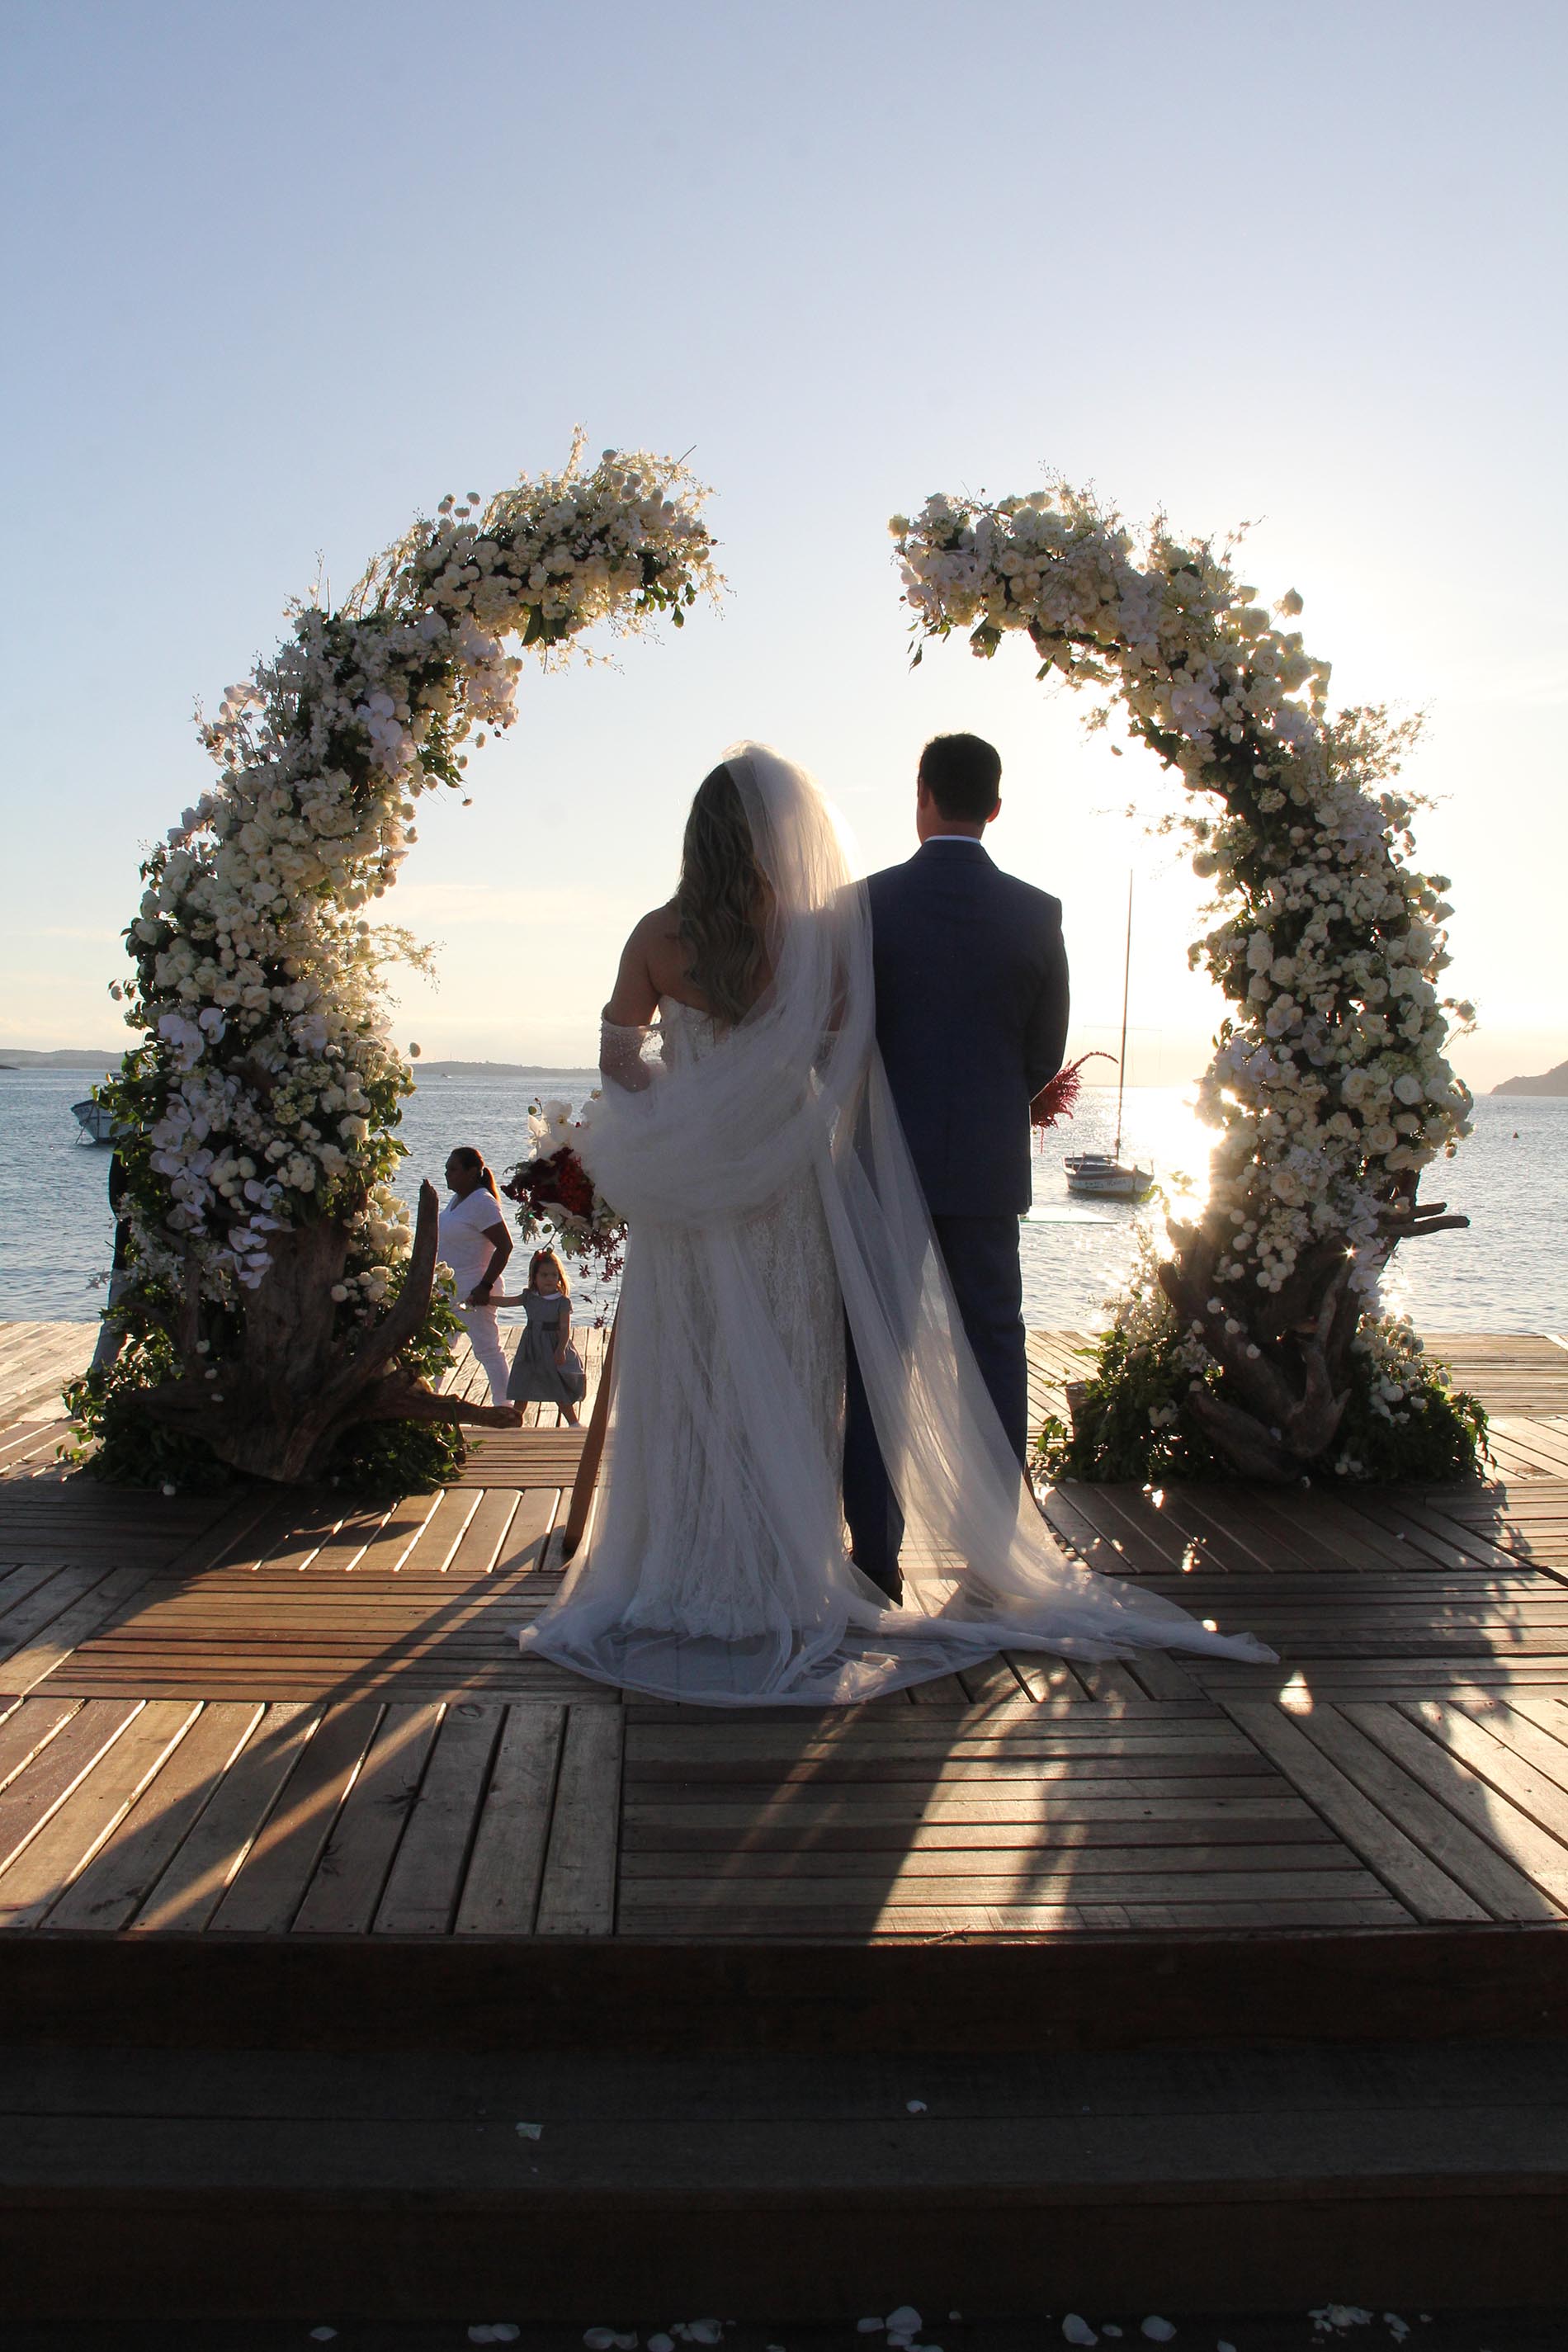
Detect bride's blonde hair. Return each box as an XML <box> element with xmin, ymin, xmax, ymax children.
<box><xmin>675</xmin><ymin>762</ymin><xmax>770</xmax><ymax>1025</ymax></box>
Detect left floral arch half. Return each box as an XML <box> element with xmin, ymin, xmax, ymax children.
<box><xmin>83</xmin><ymin>436</ymin><xmax>720</xmax><ymax>1488</ymax></box>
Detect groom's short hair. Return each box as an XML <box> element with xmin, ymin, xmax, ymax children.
<box><xmin>919</xmin><ymin>733</ymin><xmax>1002</xmax><ymax>821</ymax></box>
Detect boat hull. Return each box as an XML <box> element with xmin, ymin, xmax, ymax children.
<box><xmin>70</xmin><ymin>1101</ymin><xmax>116</xmax><ymax>1146</ymax></box>
<box><xmin>1063</xmin><ymin>1155</ymin><xmax>1155</xmax><ymax>1202</ymax></box>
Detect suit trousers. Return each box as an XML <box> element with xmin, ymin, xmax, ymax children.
<box><xmin>843</xmin><ymin>1212</ymin><xmax>1029</xmax><ymax>1585</ymax></box>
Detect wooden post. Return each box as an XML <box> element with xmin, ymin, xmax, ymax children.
<box><xmin>560</xmin><ymin>1314</ymin><xmax>616</xmax><ymax>1562</ymax></box>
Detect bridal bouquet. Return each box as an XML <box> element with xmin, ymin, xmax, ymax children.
<box><xmin>502</xmin><ymin>1098</ymin><xmax>627</xmax><ymax>1282</ymax></box>
<box><xmin>1031</xmin><ymin>1051</ymin><xmax>1114</xmax><ymax>1132</ymax></box>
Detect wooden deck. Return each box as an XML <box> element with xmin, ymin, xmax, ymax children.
<box><xmin>7</xmin><ymin>1320</ymin><xmax>1568</xmax><ymax>2319</ymax></box>
<box><xmin>2</xmin><ymin>1320</ymin><xmax>1568</xmax><ymax>1948</ymax></box>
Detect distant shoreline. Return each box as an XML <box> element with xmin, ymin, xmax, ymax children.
<box><xmin>0</xmin><ymin>1050</ymin><xmax>126</xmax><ymax>1070</ymax></box>
<box><xmin>12</xmin><ymin>1046</ymin><xmax>1566</xmax><ymax>1095</ymax></box>
<box><xmin>409</xmin><ymin>1061</ymin><xmax>598</xmax><ymax>1079</ymax></box>
<box><xmin>1492</xmin><ymin>1059</ymin><xmax>1568</xmax><ymax>1098</ymax></box>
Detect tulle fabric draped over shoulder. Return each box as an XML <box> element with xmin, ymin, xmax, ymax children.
<box><xmin>517</xmin><ymin>743</ymin><xmax>1273</xmax><ymax>1705</ymax></box>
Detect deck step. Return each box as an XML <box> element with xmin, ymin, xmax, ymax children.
<box><xmin>2</xmin><ymin>2038</ymin><xmax>1567</xmax><ymax>2317</ymax></box>
<box><xmin>4</xmin><ymin>1923</ymin><xmax>1568</xmax><ymax>2055</ymax></box>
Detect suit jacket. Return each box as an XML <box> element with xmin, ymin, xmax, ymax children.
<box><xmin>865</xmin><ymin>839</ymin><xmax>1070</xmax><ymax>1218</ymax></box>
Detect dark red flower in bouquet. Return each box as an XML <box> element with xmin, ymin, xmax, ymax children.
<box><xmin>535</xmin><ymin>1146</ymin><xmax>595</xmax><ymax>1221</ymax></box>
<box><xmin>1031</xmin><ymin>1051</ymin><xmax>1115</xmax><ymax>1131</ymax></box>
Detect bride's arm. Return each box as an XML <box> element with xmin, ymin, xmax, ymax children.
<box><xmin>604</xmin><ymin>912</ymin><xmax>662</xmax><ymax>1027</ymax></box>
<box><xmin>600</xmin><ymin>911</ymin><xmax>665</xmax><ymax>1093</ymax></box>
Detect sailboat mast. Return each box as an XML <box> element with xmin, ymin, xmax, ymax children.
<box><xmin>1115</xmin><ymin>871</ymin><xmax>1132</xmax><ymax>1161</ymax></box>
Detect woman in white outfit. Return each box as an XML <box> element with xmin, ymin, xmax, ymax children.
<box><xmin>438</xmin><ymin>1147</ymin><xmax>515</xmax><ymax>1409</ymax></box>
<box><xmin>517</xmin><ymin>744</ymin><xmax>1273</xmax><ymax>1707</ymax></box>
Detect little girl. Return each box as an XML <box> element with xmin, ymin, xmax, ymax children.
<box><xmin>506</xmin><ymin>1249</ymin><xmax>588</xmax><ymax>1425</ymax></box>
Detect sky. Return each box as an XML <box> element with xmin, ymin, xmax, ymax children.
<box><xmin>2</xmin><ymin>0</ymin><xmax>1564</xmax><ymax>1093</ymax></box>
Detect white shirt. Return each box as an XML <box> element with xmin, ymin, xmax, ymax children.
<box><xmin>438</xmin><ymin>1187</ymin><xmax>508</xmax><ymax>1298</ymax></box>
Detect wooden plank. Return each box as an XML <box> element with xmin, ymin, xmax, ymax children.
<box><xmin>393</xmin><ymin>1489</ymin><xmax>482</xmax><ymax>1575</ymax></box>
<box><xmin>0</xmin><ymin>1566</ymin><xmax>160</xmax><ymax>1693</ymax></box>
<box><xmin>619</xmin><ymin>1840</ymin><xmax>1361</xmax><ymax>1881</ymax></box>
<box><xmin>617</xmin><ymin>1867</ymin><xmax>1397</xmax><ymax>1909</ymax></box>
<box><xmin>347</xmin><ymin>1491</ymin><xmax>443</xmax><ymax>1574</ymax></box>
<box><xmin>455</xmin><ymin>1703</ymin><xmax>566</xmax><ymax>1935</ymax></box>
<box><xmin>623</xmin><ymin>1721</ymin><xmax>1252</xmax><ymax>1759</ymax></box>
<box><xmin>0</xmin><ymin>1698</ymin><xmax>142</xmax><ymax>1879</ymax></box>
<box><xmin>131</xmin><ymin>1703</ymin><xmax>322</xmax><ymax>1933</ymax></box>
<box><xmin>626</xmin><ymin>1895</ymin><xmax>1410</xmax><ymax>1936</ymax></box>
<box><xmin>1341</xmin><ymin>1700</ymin><xmax>1568</xmax><ymax>1907</ymax></box>
<box><xmin>1006</xmin><ymin>1655</ymin><xmax>1093</xmax><ymax>1703</ymax></box>
<box><xmin>492</xmin><ymin>1490</ymin><xmax>560</xmax><ymax>1575</ymax></box>
<box><xmin>621</xmin><ymin>1819</ymin><xmax>1335</xmax><ymax>1858</ymax></box>
<box><xmin>620</xmin><ymin>1706</ymin><xmax>1246</xmax><ymax>1743</ymax></box>
<box><xmin>0</xmin><ymin>1417</ymin><xmax>64</xmax><ymax>1464</ymax></box>
<box><xmin>454</xmin><ymin>1428</ymin><xmax>588</xmax><ymax>1490</ymax></box>
<box><xmin>622</xmin><ymin>1792</ymin><xmax>1322</xmax><ymax>1830</ymax></box>
<box><xmin>239</xmin><ymin>1511</ymin><xmax>354</xmax><ymax>1577</ymax></box>
<box><xmin>1500</xmin><ymin>1696</ymin><xmax>1568</xmax><ymax>1785</ymax></box>
<box><xmin>1126</xmin><ymin>1652</ymin><xmax>1203</xmax><ymax>1700</ymax></box>
<box><xmin>1223</xmin><ymin>1702</ymin><xmax>1481</xmax><ymax>1923</ymax></box>
<box><xmin>374</xmin><ymin>1703</ymin><xmax>503</xmax><ymax>1935</ymax></box>
<box><xmin>0</xmin><ymin>1700</ymin><xmax>201</xmax><ymax>1929</ymax></box>
<box><xmin>0</xmin><ymin>1562</ymin><xmax>116</xmax><ymax>1656</ymax></box>
<box><xmin>0</xmin><ymin>1693</ymin><xmax>80</xmax><ymax>1795</ymax></box>
<box><xmin>1348</xmin><ymin>1492</ymin><xmax>1492</xmax><ymax>1575</ymax></box>
<box><xmin>209</xmin><ymin>1703</ymin><xmax>385</xmax><ymax>1934</ymax></box>
<box><xmin>1288</xmin><ymin>1705</ymin><xmax>1562</xmax><ymax>1922</ymax></box>
<box><xmin>444</xmin><ymin>1488</ymin><xmax>522</xmax><ymax>1577</ymax></box>
<box><xmin>1398</xmin><ymin>1698</ymin><xmax>1568</xmax><ymax>1850</ymax></box>
<box><xmin>47</xmin><ymin>1703</ymin><xmax>265</xmax><ymax>1932</ymax></box>
<box><xmin>908</xmin><ymin>1673</ymin><xmax>980</xmax><ymax>1707</ymax></box>
<box><xmin>0</xmin><ymin>1348</ymin><xmax>85</xmax><ymax>1408</ymax></box>
<box><xmin>536</xmin><ymin>1705</ymin><xmax>623</xmax><ymax>1936</ymax></box>
<box><xmin>953</xmin><ymin>1655</ymin><xmax>1029</xmax><ymax>1707</ymax></box>
<box><xmin>287</xmin><ymin>1509</ymin><xmax>393</xmax><ymax>1577</ymax></box>
<box><xmin>1054</xmin><ymin>1485</ymin><xmax>1176</xmax><ymax>1575</ymax></box>
<box><xmin>292</xmin><ymin>1703</ymin><xmax>446</xmax><ymax>1936</ymax></box>
<box><xmin>0</xmin><ymin>1329</ymin><xmax>92</xmax><ymax>1414</ymax></box>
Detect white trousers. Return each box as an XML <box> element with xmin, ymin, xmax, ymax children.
<box><xmin>457</xmin><ymin>1303</ymin><xmax>512</xmax><ymax>1406</ymax></box>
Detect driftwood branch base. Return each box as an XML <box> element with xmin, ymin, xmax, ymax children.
<box><xmin>139</xmin><ymin>1179</ymin><xmax>516</xmax><ymax>1485</ymax></box>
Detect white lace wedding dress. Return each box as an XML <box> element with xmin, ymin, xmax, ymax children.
<box><xmin>517</xmin><ymin>744</ymin><xmax>1273</xmax><ymax>1706</ymax></box>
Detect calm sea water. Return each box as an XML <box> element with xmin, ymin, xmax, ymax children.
<box><xmin>3</xmin><ymin>1065</ymin><xmax>1563</xmax><ymax>1334</ymax></box>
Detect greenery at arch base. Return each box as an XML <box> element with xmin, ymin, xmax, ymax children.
<box><xmin>68</xmin><ymin>437</ymin><xmax>720</xmax><ymax>1495</ymax></box>
<box><xmin>892</xmin><ymin>479</ymin><xmax>1488</xmax><ymax>1485</ymax></box>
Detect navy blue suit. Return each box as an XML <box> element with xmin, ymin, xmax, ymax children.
<box><xmin>844</xmin><ymin>838</ymin><xmax>1070</xmax><ymax>1589</ymax></box>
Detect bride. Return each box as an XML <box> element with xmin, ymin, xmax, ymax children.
<box><xmin>517</xmin><ymin>744</ymin><xmax>1271</xmax><ymax>1705</ymax></box>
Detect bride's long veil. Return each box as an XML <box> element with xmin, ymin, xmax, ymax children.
<box><xmin>519</xmin><ymin>743</ymin><xmax>1271</xmax><ymax>1704</ymax></box>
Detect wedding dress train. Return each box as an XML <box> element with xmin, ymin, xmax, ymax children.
<box><xmin>517</xmin><ymin>744</ymin><xmax>1273</xmax><ymax>1705</ymax></box>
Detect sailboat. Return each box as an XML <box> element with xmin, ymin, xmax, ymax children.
<box><xmin>70</xmin><ymin>1098</ymin><xmax>118</xmax><ymax>1145</ymax></box>
<box><xmin>1064</xmin><ymin>872</ymin><xmax>1155</xmax><ymax>1202</ymax></box>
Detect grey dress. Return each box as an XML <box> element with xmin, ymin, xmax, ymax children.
<box><xmin>507</xmin><ymin>1290</ymin><xmax>587</xmax><ymax>1409</ymax></box>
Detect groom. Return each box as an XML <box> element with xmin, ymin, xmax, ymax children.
<box><xmin>844</xmin><ymin>732</ymin><xmax>1070</xmax><ymax>1600</ymax></box>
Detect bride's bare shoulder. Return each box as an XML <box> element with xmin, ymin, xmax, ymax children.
<box><xmin>629</xmin><ymin>900</ymin><xmax>679</xmax><ymax>947</ymax></box>
<box><xmin>606</xmin><ymin>902</ymin><xmax>686</xmax><ymax>1023</ymax></box>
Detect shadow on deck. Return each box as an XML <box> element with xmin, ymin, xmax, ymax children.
<box><xmin>5</xmin><ymin>1329</ymin><xmax>1568</xmax><ymax>2317</ymax></box>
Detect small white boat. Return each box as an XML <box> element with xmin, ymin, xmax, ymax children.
<box><xmin>1063</xmin><ymin>1152</ymin><xmax>1155</xmax><ymax>1201</ymax></box>
<box><xmin>71</xmin><ymin>1099</ymin><xmax>117</xmax><ymax>1145</ymax></box>
<box><xmin>1064</xmin><ymin>871</ymin><xmax>1154</xmax><ymax>1203</ymax></box>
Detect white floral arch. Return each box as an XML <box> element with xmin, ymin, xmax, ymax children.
<box><xmin>91</xmin><ymin>436</ymin><xmax>719</xmax><ymax>1485</ymax></box>
<box><xmin>892</xmin><ymin>481</ymin><xmax>1481</xmax><ymax>1481</ymax></box>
